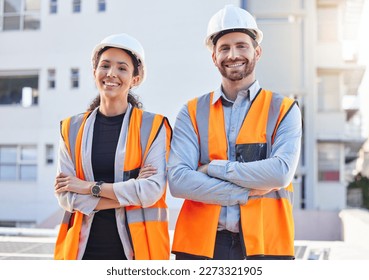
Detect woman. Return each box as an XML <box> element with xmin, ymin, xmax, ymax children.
<box><xmin>53</xmin><ymin>33</ymin><xmax>171</xmax><ymax>260</ymax></box>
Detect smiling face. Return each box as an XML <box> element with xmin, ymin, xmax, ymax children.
<box><xmin>212</xmin><ymin>32</ymin><xmax>261</xmax><ymax>83</ymax></box>
<box><xmin>94</xmin><ymin>47</ymin><xmax>140</xmax><ymax>104</ymax></box>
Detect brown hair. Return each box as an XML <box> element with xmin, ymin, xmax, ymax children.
<box><xmin>87</xmin><ymin>92</ymin><xmax>142</xmax><ymax>111</ymax></box>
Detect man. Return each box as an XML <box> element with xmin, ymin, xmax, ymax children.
<box><xmin>168</xmin><ymin>4</ymin><xmax>302</xmax><ymax>260</ymax></box>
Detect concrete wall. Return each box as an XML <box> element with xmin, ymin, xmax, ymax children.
<box><xmin>339</xmin><ymin>208</ymin><xmax>369</xmax><ymax>249</ymax></box>
<box><xmin>294</xmin><ymin>209</ymin><xmax>342</xmax><ymax>241</ymax></box>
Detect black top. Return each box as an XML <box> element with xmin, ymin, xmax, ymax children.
<box><xmin>82</xmin><ymin>110</ymin><xmax>127</xmax><ymax>260</ymax></box>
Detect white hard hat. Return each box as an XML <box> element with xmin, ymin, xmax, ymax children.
<box><xmin>91</xmin><ymin>33</ymin><xmax>146</xmax><ymax>85</ymax></box>
<box><xmin>205</xmin><ymin>5</ymin><xmax>263</xmax><ymax>51</ymax></box>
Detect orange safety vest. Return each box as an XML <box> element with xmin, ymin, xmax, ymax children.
<box><xmin>172</xmin><ymin>89</ymin><xmax>297</xmax><ymax>259</ymax></box>
<box><xmin>54</xmin><ymin>107</ymin><xmax>172</xmax><ymax>260</ymax></box>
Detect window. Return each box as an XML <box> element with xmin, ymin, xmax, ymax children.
<box><xmin>0</xmin><ymin>72</ymin><xmax>39</xmax><ymax>106</ymax></box>
<box><xmin>45</xmin><ymin>144</ymin><xmax>54</xmax><ymax>164</ymax></box>
<box><xmin>47</xmin><ymin>69</ymin><xmax>56</xmax><ymax>89</ymax></box>
<box><xmin>317</xmin><ymin>71</ymin><xmax>341</xmax><ymax>112</ymax></box>
<box><xmin>0</xmin><ymin>145</ymin><xmax>37</xmax><ymax>181</ymax></box>
<box><xmin>71</xmin><ymin>68</ymin><xmax>79</xmax><ymax>88</ymax></box>
<box><xmin>49</xmin><ymin>0</ymin><xmax>57</xmax><ymax>14</ymax></box>
<box><xmin>97</xmin><ymin>0</ymin><xmax>105</xmax><ymax>12</ymax></box>
<box><xmin>317</xmin><ymin>5</ymin><xmax>339</xmax><ymax>42</ymax></box>
<box><xmin>1</xmin><ymin>0</ymin><xmax>41</xmax><ymax>31</ymax></box>
<box><xmin>72</xmin><ymin>0</ymin><xmax>81</xmax><ymax>13</ymax></box>
<box><xmin>0</xmin><ymin>220</ymin><xmax>35</xmax><ymax>227</ymax></box>
<box><xmin>318</xmin><ymin>143</ymin><xmax>340</xmax><ymax>182</ymax></box>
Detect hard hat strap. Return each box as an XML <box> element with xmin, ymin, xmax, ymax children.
<box><xmin>211</xmin><ymin>28</ymin><xmax>257</xmax><ymax>46</ymax></box>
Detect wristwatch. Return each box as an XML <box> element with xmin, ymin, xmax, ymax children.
<box><xmin>91</xmin><ymin>181</ymin><xmax>104</xmax><ymax>197</ymax></box>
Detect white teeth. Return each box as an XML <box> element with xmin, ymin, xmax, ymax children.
<box><xmin>104</xmin><ymin>82</ymin><xmax>119</xmax><ymax>86</ymax></box>
<box><xmin>228</xmin><ymin>63</ymin><xmax>243</xmax><ymax>68</ymax></box>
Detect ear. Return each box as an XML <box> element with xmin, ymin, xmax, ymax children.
<box><xmin>131</xmin><ymin>75</ymin><xmax>141</xmax><ymax>87</ymax></box>
<box><xmin>255</xmin><ymin>45</ymin><xmax>262</xmax><ymax>61</ymax></box>
<box><xmin>212</xmin><ymin>51</ymin><xmax>218</xmax><ymax>66</ymax></box>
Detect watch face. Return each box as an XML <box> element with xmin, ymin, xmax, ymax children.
<box><xmin>92</xmin><ymin>185</ymin><xmax>101</xmax><ymax>196</ymax></box>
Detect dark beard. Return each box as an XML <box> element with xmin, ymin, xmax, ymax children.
<box><xmin>218</xmin><ymin>55</ymin><xmax>256</xmax><ymax>81</ymax></box>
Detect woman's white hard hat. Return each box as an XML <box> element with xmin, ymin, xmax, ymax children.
<box><xmin>91</xmin><ymin>33</ymin><xmax>146</xmax><ymax>85</ymax></box>
<box><xmin>205</xmin><ymin>5</ymin><xmax>263</xmax><ymax>51</ymax></box>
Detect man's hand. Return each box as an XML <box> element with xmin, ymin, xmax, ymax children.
<box><xmin>249</xmin><ymin>187</ymin><xmax>280</xmax><ymax>196</ymax></box>
<box><xmin>197</xmin><ymin>164</ymin><xmax>209</xmax><ymax>174</ymax></box>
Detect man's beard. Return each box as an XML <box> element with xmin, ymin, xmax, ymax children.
<box><xmin>218</xmin><ymin>55</ymin><xmax>256</xmax><ymax>82</ymax></box>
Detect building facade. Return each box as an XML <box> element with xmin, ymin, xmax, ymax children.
<box><xmin>0</xmin><ymin>0</ymin><xmax>367</xmax><ymax>234</ymax></box>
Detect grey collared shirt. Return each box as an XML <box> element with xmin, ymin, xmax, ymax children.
<box><xmin>168</xmin><ymin>80</ymin><xmax>302</xmax><ymax>233</ymax></box>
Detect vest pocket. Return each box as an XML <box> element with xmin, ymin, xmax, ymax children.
<box><xmin>236</xmin><ymin>143</ymin><xmax>267</xmax><ymax>162</ymax></box>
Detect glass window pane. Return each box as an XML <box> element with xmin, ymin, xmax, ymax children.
<box><xmin>46</xmin><ymin>144</ymin><xmax>54</xmax><ymax>164</ymax></box>
<box><xmin>24</xmin><ymin>14</ymin><xmax>40</xmax><ymax>30</ymax></box>
<box><xmin>0</xmin><ymin>75</ymin><xmax>39</xmax><ymax>106</ymax></box>
<box><xmin>317</xmin><ymin>73</ymin><xmax>340</xmax><ymax>111</ymax></box>
<box><xmin>0</xmin><ymin>147</ymin><xmax>17</xmax><ymax>163</ymax></box>
<box><xmin>25</xmin><ymin>0</ymin><xmax>41</xmax><ymax>11</ymax></box>
<box><xmin>4</xmin><ymin>0</ymin><xmax>22</xmax><ymax>13</ymax></box>
<box><xmin>50</xmin><ymin>0</ymin><xmax>57</xmax><ymax>14</ymax></box>
<box><xmin>20</xmin><ymin>165</ymin><xmax>37</xmax><ymax>180</ymax></box>
<box><xmin>98</xmin><ymin>0</ymin><xmax>106</xmax><ymax>12</ymax></box>
<box><xmin>318</xmin><ymin>143</ymin><xmax>340</xmax><ymax>182</ymax></box>
<box><xmin>71</xmin><ymin>68</ymin><xmax>79</xmax><ymax>88</ymax></box>
<box><xmin>73</xmin><ymin>0</ymin><xmax>81</xmax><ymax>13</ymax></box>
<box><xmin>317</xmin><ymin>6</ymin><xmax>338</xmax><ymax>42</ymax></box>
<box><xmin>48</xmin><ymin>69</ymin><xmax>56</xmax><ymax>89</ymax></box>
<box><xmin>21</xmin><ymin>146</ymin><xmax>37</xmax><ymax>161</ymax></box>
<box><xmin>0</xmin><ymin>165</ymin><xmax>17</xmax><ymax>180</ymax></box>
<box><xmin>50</xmin><ymin>5</ymin><xmax>57</xmax><ymax>14</ymax></box>
<box><xmin>3</xmin><ymin>15</ymin><xmax>21</xmax><ymax>30</ymax></box>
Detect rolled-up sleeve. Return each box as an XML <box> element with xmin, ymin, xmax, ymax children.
<box><xmin>55</xmin><ymin>138</ymin><xmax>99</xmax><ymax>215</ymax></box>
<box><xmin>113</xmin><ymin>126</ymin><xmax>167</xmax><ymax>208</ymax></box>
<box><xmin>207</xmin><ymin>104</ymin><xmax>302</xmax><ymax>189</ymax></box>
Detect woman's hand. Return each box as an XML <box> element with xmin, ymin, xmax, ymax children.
<box><xmin>55</xmin><ymin>172</ymin><xmax>93</xmax><ymax>195</ymax></box>
<box><xmin>137</xmin><ymin>164</ymin><xmax>157</xmax><ymax>179</ymax></box>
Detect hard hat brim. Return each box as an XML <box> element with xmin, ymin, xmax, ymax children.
<box><xmin>205</xmin><ymin>28</ymin><xmax>263</xmax><ymax>51</ymax></box>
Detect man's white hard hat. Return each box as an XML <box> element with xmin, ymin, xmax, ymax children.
<box><xmin>91</xmin><ymin>33</ymin><xmax>146</xmax><ymax>85</ymax></box>
<box><xmin>205</xmin><ymin>4</ymin><xmax>263</xmax><ymax>51</ymax></box>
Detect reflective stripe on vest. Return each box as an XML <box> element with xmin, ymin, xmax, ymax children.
<box><xmin>54</xmin><ymin>108</ymin><xmax>171</xmax><ymax>260</ymax></box>
<box><xmin>123</xmin><ymin>108</ymin><xmax>171</xmax><ymax>260</ymax></box>
<box><xmin>172</xmin><ymin>89</ymin><xmax>296</xmax><ymax>259</ymax></box>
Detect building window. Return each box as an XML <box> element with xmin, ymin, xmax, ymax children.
<box><xmin>71</xmin><ymin>68</ymin><xmax>79</xmax><ymax>88</ymax></box>
<box><xmin>317</xmin><ymin>5</ymin><xmax>339</xmax><ymax>42</ymax></box>
<box><xmin>318</xmin><ymin>143</ymin><xmax>341</xmax><ymax>182</ymax></box>
<box><xmin>47</xmin><ymin>69</ymin><xmax>56</xmax><ymax>89</ymax></box>
<box><xmin>72</xmin><ymin>0</ymin><xmax>81</xmax><ymax>13</ymax></box>
<box><xmin>1</xmin><ymin>0</ymin><xmax>41</xmax><ymax>31</ymax></box>
<box><xmin>0</xmin><ymin>220</ymin><xmax>35</xmax><ymax>227</ymax></box>
<box><xmin>97</xmin><ymin>0</ymin><xmax>106</xmax><ymax>12</ymax></box>
<box><xmin>0</xmin><ymin>145</ymin><xmax>37</xmax><ymax>181</ymax></box>
<box><xmin>45</xmin><ymin>144</ymin><xmax>54</xmax><ymax>164</ymax></box>
<box><xmin>49</xmin><ymin>0</ymin><xmax>57</xmax><ymax>14</ymax></box>
<box><xmin>317</xmin><ymin>71</ymin><xmax>341</xmax><ymax>112</ymax></box>
<box><xmin>0</xmin><ymin>72</ymin><xmax>39</xmax><ymax>106</ymax></box>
